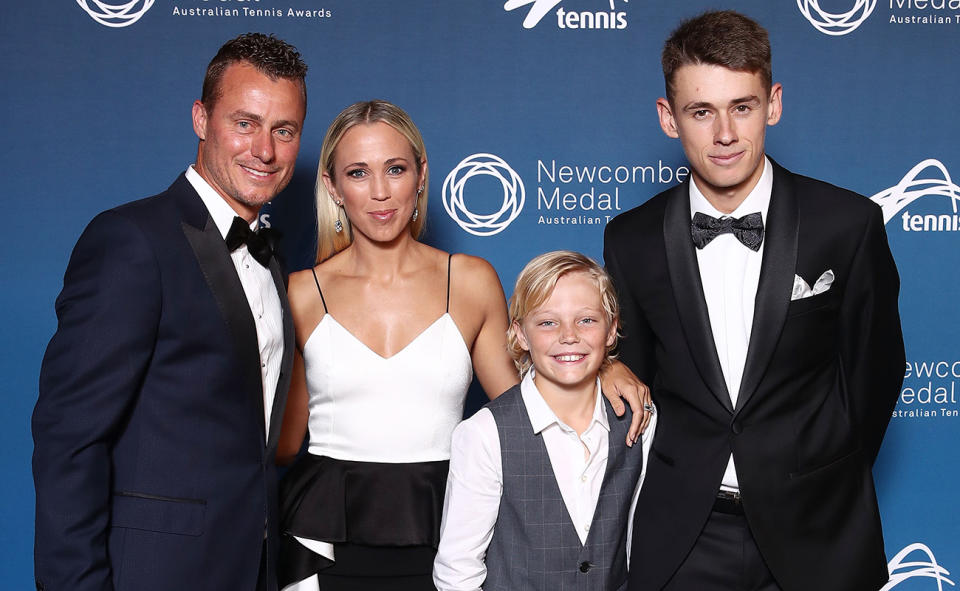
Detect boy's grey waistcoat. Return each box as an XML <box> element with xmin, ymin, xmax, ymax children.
<box><xmin>483</xmin><ymin>383</ymin><xmax>643</xmax><ymax>591</ymax></box>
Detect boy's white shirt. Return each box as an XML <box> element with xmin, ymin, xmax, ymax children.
<box><xmin>432</xmin><ymin>370</ymin><xmax>658</xmax><ymax>591</ymax></box>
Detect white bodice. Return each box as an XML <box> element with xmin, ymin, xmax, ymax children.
<box><xmin>303</xmin><ymin>313</ymin><xmax>473</xmax><ymax>463</ymax></box>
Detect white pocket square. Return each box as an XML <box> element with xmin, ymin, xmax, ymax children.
<box><xmin>791</xmin><ymin>269</ymin><xmax>835</xmax><ymax>301</ymax></box>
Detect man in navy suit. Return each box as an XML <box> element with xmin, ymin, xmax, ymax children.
<box><xmin>33</xmin><ymin>33</ymin><xmax>306</xmax><ymax>591</ymax></box>
<box><xmin>605</xmin><ymin>11</ymin><xmax>905</xmax><ymax>591</ymax></box>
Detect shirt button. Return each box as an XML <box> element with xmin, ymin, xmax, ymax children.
<box><xmin>583</xmin><ymin>523</ymin><xmax>590</xmax><ymax>532</ymax></box>
<box><xmin>580</xmin><ymin>474</ymin><xmax>587</xmax><ymax>482</ymax></box>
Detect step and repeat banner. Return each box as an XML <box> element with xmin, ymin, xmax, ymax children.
<box><xmin>2</xmin><ymin>1</ymin><xmax>957</xmax><ymax>587</ymax></box>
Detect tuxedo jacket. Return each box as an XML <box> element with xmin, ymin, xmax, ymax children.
<box><xmin>604</xmin><ymin>161</ymin><xmax>904</xmax><ymax>591</ymax></box>
<box><xmin>33</xmin><ymin>175</ymin><xmax>295</xmax><ymax>591</ymax></box>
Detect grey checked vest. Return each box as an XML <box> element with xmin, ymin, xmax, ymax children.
<box><xmin>482</xmin><ymin>384</ymin><xmax>643</xmax><ymax>591</ymax></box>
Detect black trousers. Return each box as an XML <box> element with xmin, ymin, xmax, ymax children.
<box><xmin>663</xmin><ymin>509</ymin><xmax>782</xmax><ymax>591</ymax></box>
<box><xmin>257</xmin><ymin>540</ymin><xmax>277</xmax><ymax>591</ymax></box>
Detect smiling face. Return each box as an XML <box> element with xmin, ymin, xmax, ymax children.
<box><xmin>192</xmin><ymin>61</ymin><xmax>305</xmax><ymax>221</ymax></box>
<box><xmin>322</xmin><ymin>121</ymin><xmax>425</xmax><ymax>246</ymax></box>
<box><xmin>657</xmin><ymin>64</ymin><xmax>782</xmax><ymax>213</ymax></box>
<box><xmin>515</xmin><ymin>271</ymin><xmax>617</xmax><ymax>398</ymax></box>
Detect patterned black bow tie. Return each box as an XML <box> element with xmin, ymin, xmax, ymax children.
<box><xmin>690</xmin><ymin>211</ymin><xmax>764</xmax><ymax>251</ymax></box>
<box><xmin>224</xmin><ymin>216</ymin><xmax>274</xmax><ymax>267</ymax></box>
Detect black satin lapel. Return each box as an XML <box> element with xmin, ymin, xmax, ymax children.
<box><xmin>266</xmin><ymin>257</ymin><xmax>294</xmax><ymax>452</ymax></box>
<box><xmin>182</xmin><ymin>217</ymin><xmax>266</xmax><ymax>437</ymax></box>
<box><xmin>735</xmin><ymin>166</ymin><xmax>799</xmax><ymax>414</ymax></box>
<box><xmin>663</xmin><ymin>188</ymin><xmax>733</xmax><ymax>412</ymax></box>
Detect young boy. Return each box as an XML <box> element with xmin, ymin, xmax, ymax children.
<box><xmin>433</xmin><ymin>250</ymin><xmax>656</xmax><ymax>591</ymax></box>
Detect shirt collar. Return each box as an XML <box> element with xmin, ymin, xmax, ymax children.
<box><xmin>185</xmin><ymin>165</ymin><xmax>257</xmax><ymax>239</ymax></box>
<box><xmin>519</xmin><ymin>370</ymin><xmax>609</xmax><ymax>435</ymax></box>
<box><xmin>689</xmin><ymin>155</ymin><xmax>773</xmax><ymax>221</ymax></box>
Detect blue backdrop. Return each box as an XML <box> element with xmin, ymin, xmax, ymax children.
<box><xmin>2</xmin><ymin>1</ymin><xmax>957</xmax><ymax>588</ymax></box>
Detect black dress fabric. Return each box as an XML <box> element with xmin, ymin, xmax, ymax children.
<box><xmin>279</xmin><ymin>453</ymin><xmax>448</xmax><ymax>589</ymax></box>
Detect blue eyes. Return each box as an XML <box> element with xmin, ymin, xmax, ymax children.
<box><xmin>345</xmin><ymin>165</ymin><xmax>406</xmax><ymax>179</ymax></box>
<box><xmin>235</xmin><ymin>121</ymin><xmax>295</xmax><ymax>140</ymax></box>
<box><xmin>536</xmin><ymin>318</ymin><xmax>598</xmax><ymax>327</ymax></box>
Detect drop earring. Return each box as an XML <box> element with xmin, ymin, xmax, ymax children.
<box><xmin>412</xmin><ymin>185</ymin><xmax>424</xmax><ymax>222</ymax></box>
<box><xmin>334</xmin><ymin>200</ymin><xmax>344</xmax><ymax>233</ymax></box>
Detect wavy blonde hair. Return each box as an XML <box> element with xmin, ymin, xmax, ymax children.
<box><xmin>314</xmin><ymin>100</ymin><xmax>428</xmax><ymax>263</ymax></box>
<box><xmin>507</xmin><ymin>250</ymin><xmax>620</xmax><ymax>377</ymax></box>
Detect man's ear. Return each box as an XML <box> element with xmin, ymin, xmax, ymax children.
<box><xmin>766</xmin><ymin>83</ymin><xmax>783</xmax><ymax>127</ymax></box>
<box><xmin>656</xmin><ymin>98</ymin><xmax>680</xmax><ymax>139</ymax></box>
<box><xmin>192</xmin><ymin>100</ymin><xmax>208</xmax><ymax>141</ymax></box>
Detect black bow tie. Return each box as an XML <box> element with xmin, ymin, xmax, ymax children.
<box><xmin>225</xmin><ymin>216</ymin><xmax>274</xmax><ymax>267</ymax></box>
<box><xmin>690</xmin><ymin>211</ymin><xmax>764</xmax><ymax>251</ymax></box>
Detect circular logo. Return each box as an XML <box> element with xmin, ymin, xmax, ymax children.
<box><xmin>796</xmin><ymin>0</ymin><xmax>876</xmax><ymax>36</ymax></box>
<box><xmin>77</xmin><ymin>0</ymin><xmax>155</xmax><ymax>28</ymax></box>
<box><xmin>442</xmin><ymin>153</ymin><xmax>525</xmax><ymax>237</ymax></box>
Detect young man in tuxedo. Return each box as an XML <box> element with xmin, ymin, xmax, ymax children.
<box><xmin>604</xmin><ymin>11</ymin><xmax>905</xmax><ymax>591</ymax></box>
<box><xmin>33</xmin><ymin>33</ymin><xmax>307</xmax><ymax>591</ymax></box>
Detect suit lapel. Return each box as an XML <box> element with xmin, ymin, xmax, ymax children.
<box><xmin>598</xmin><ymin>399</ymin><xmax>628</xmax><ymax>491</ymax></box>
<box><xmin>662</xmin><ymin>183</ymin><xmax>733</xmax><ymax>412</ymax></box>
<box><xmin>735</xmin><ymin>161</ymin><xmax>799</xmax><ymax>414</ymax></box>
<box><xmin>179</xmin><ymin>189</ymin><xmax>266</xmax><ymax>440</ymax></box>
<box><xmin>265</xmin><ymin>256</ymin><xmax>293</xmax><ymax>452</ymax></box>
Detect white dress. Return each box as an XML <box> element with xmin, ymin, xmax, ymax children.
<box><xmin>279</xmin><ymin>255</ymin><xmax>473</xmax><ymax>591</ymax></box>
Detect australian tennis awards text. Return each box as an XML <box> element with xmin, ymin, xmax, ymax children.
<box><xmin>894</xmin><ymin>360</ymin><xmax>960</xmax><ymax>419</ymax></box>
<box><xmin>535</xmin><ymin>159</ymin><xmax>689</xmax><ymax>225</ymax></box>
<box><xmin>172</xmin><ymin>2</ymin><xmax>331</xmax><ymax>19</ymax></box>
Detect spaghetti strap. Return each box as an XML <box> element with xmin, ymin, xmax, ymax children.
<box><xmin>311</xmin><ymin>267</ymin><xmax>328</xmax><ymax>313</ymax></box>
<box><xmin>445</xmin><ymin>253</ymin><xmax>452</xmax><ymax>314</ymax></box>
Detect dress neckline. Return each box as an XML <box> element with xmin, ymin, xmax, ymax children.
<box><xmin>304</xmin><ymin>312</ymin><xmax>469</xmax><ymax>361</ymax></box>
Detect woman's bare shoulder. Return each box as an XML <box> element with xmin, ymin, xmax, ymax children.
<box><xmin>451</xmin><ymin>253</ymin><xmax>500</xmax><ymax>285</ymax></box>
<box><xmin>287</xmin><ymin>266</ymin><xmax>327</xmax><ymax>319</ymax></box>
<box><xmin>450</xmin><ymin>253</ymin><xmax>505</xmax><ymax>308</ymax></box>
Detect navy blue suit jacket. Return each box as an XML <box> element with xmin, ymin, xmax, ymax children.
<box><xmin>605</xmin><ymin>161</ymin><xmax>905</xmax><ymax>591</ymax></box>
<box><xmin>33</xmin><ymin>175</ymin><xmax>295</xmax><ymax>591</ymax></box>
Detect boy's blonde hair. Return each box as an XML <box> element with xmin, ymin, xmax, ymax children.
<box><xmin>507</xmin><ymin>250</ymin><xmax>620</xmax><ymax>376</ymax></box>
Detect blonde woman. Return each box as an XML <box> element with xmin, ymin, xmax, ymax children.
<box><xmin>276</xmin><ymin>101</ymin><xmax>651</xmax><ymax>590</ymax></box>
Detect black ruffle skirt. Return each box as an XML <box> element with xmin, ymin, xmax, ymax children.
<box><xmin>278</xmin><ymin>454</ymin><xmax>448</xmax><ymax>587</ymax></box>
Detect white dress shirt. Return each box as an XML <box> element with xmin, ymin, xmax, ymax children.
<box><xmin>432</xmin><ymin>371</ymin><xmax>657</xmax><ymax>591</ymax></box>
<box><xmin>689</xmin><ymin>156</ymin><xmax>772</xmax><ymax>490</ymax></box>
<box><xmin>186</xmin><ymin>166</ymin><xmax>283</xmax><ymax>440</ymax></box>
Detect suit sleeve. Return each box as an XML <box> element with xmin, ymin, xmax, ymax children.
<box><xmin>33</xmin><ymin>211</ymin><xmax>161</xmax><ymax>591</ymax></box>
<box><xmin>604</xmin><ymin>222</ymin><xmax>658</xmax><ymax>386</ymax></box>
<box><xmin>838</xmin><ymin>205</ymin><xmax>905</xmax><ymax>464</ymax></box>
